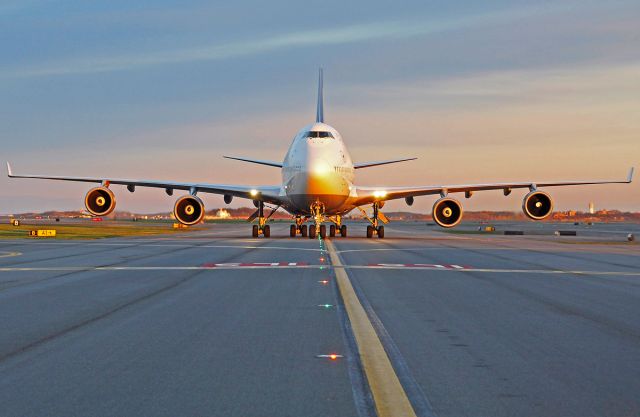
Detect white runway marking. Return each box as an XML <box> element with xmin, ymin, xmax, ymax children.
<box><xmin>339</xmin><ymin>247</ymin><xmax>518</xmax><ymax>253</ymax></box>
<box><xmin>0</xmin><ymin>251</ymin><xmax>22</xmax><ymax>258</ymax></box>
<box><xmin>0</xmin><ymin>265</ymin><xmax>638</xmax><ymax>276</ymax></box>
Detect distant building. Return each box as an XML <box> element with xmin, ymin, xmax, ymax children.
<box><xmin>589</xmin><ymin>202</ymin><xmax>595</xmax><ymax>214</ymax></box>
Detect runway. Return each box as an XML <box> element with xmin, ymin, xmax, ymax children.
<box><xmin>0</xmin><ymin>222</ymin><xmax>639</xmax><ymax>417</ymax></box>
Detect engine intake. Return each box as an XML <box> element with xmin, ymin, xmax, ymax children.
<box><xmin>174</xmin><ymin>195</ymin><xmax>205</xmax><ymax>225</ymax></box>
<box><xmin>523</xmin><ymin>191</ymin><xmax>553</xmax><ymax>220</ymax></box>
<box><xmin>432</xmin><ymin>197</ymin><xmax>463</xmax><ymax>228</ymax></box>
<box><xmin>85</xmin><ymin>187</ymin><xmax>116</xmax><ymax>216</ymax></box>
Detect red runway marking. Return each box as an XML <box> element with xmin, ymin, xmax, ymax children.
<box><xmin>201</xmin><ymin>262</ymin><xmax>308</xmax><ymax>268</ymax></box>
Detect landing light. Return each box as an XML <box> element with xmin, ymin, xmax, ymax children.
<box><xmin>250</xmin><ymin>189</ymin><xmax>259</xmax><ymax>197</ymax></box>
<box><xmin>373</xmin><ymin>190</ymin><xmax>387</xmax><ymax>198</ymax></box>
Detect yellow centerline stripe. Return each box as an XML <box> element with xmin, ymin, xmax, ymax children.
<box><xmin>325</xmin><ymin>239</ymin><xmax>417</xmax><ymax>417</ymax></box>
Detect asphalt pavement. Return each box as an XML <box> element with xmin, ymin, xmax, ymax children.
<box><xmin>0</xmin><ymin>222</ymin><xmax>638</xmax><ymax>417</ymax></box>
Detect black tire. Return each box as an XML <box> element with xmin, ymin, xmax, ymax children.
<box><xmin>290</xmin><ymin>225</ymin><xmax>296</xmax><ymax>237</ymax></box>
<box><xmin>263</xmin><ymin>225</ymin><xmax>270</xmax><ymax>238</ymax></box>
<box><xmin>377</xmin><ymin>225</ymin><xmax>384</xmax><ymax>239</ymax></box>
<box><xmin>340</xmin><ymin>225</ymin><xmax>347</xmax><ymax>237</ymax></box>
<box><xmin>319</xmin><ymin>225</ymin><xmax>327</xmax><ymax>239</ymax></box>
<box><xmin>301</xmin><ymin>225</ymin><xmax>308</xmax><ymax>237</ymax></box>
<box><xmin>329</xmin><ymin>225</ymin><xmax>336</xmax><ymax>237</ymax></box>
<box><xmin>309</xmin><ymin>225</ymin><xmax>316</xmax><ymax>239</ymax></box>
<box><xmin>252</xmin><ymin>225</ymin><xmax>259</xmax><ymax>238</ymax></box>
<box><xmin>366</xmin><ymin>225</ymin><xmax>374</xmax><ymax>238</ymax></box>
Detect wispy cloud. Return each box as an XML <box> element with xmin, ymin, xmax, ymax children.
<box><xmin>2</xmin><ymin>3</ymin><xmax>576</xmax><ymax>78</ymax></box>
<box><xmin>345</xmin><ymin>61</ymin><xmax>640</xmax><ymax>105</ymax></box>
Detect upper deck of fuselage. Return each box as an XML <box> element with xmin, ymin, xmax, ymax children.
<box><xmin>283</xmin><ymin>122</ymin><xmax>353</xmax><ymax>171</ymax></box>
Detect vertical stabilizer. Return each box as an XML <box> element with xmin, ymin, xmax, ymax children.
<box><xmin>316</xmin><ymin>68</ymin><xmax>324</xmax><ymax>123</ymax></box>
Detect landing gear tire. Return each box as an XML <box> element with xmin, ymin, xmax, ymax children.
<box><xmin>290</xmin><ymin>225</ymin><xmax>296</xmax><ymax>237</ymax></box>
<box><xmin>340</xmin><ymin>225</ymin><xmax>347</xmax><ymax>237</ymax></box>
<box><xmin>366</xmin><ymin>225</ymin><xmax>374</xmax><ymax>238</ymax></box>
<box><xmin>377</xmin><ymin>226</ymin><xmax>384</xmax><ymax>239</ymax></box>
<box><xmin>319</xmin><ymin>225</ymin><xmax>327</xmax><ymax>239</ymax></box>
<box><xmin>252</xmin><ymin>225</ymin><xmax>259</xmax><ymax>238</ymax></box>
<box><xmin>309</xmin><ymin>225</ymin><xmax>317</xmax><ymax>239</ymax></box>
<box><xmin>263</xmin><ymin>225</ymin><xmax>270</xmax><ymax>238</ymax></box>
<box><xmin>329</xmin><ymin>225</ymin><xmax>336</xmax><ymax>237</ymax></box>
<box><xmin>301</xmin><ymin>225</ymin><xmax>308</xmax><ymax>237</ymax></box>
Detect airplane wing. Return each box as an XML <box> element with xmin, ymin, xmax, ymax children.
<box><xmin>353</xmin><ymin>157</ymin><xmax>416</xmax><ymax>169</ymax></box>
<box><xmin>6</xmin><ymin>162</ymin><xmax>283</xmax><ymax>204</ymax></box>
<box><xmin>354</xmin><ymin>167</ymin><xmax>634</xmax><ymax>206</ymax></box>
<box><xmin>223</xmin><ymin>156</ymin><xmax>283</xmax><ymax>168</ymax></box>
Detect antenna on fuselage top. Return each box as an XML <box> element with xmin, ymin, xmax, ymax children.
<box><xmin>316</xmin><ymin>68</ymin><xmax>324</xmax><ymax>123</ymax></box>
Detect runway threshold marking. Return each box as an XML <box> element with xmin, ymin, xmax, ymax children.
<box><xmin>325</xmin><ymin>239</ymin><xmax>418</xmax><ymax>417</ymax></box>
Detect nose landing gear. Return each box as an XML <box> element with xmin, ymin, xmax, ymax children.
<box><xmin>309</xmin><ymin>202</ymin><xmax>327</xmax><ymax>239</ymax></box>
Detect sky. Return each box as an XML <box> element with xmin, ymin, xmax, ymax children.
<box><xmin>1</xmin><ymin>0</ymin><xmax>639</xmax><ymax>214</ymax></box>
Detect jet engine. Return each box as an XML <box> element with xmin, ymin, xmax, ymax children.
<box><xmin>432</xmin><ymin>197</ymin><xmax>463</xmax><ymax>228</ymax></box>
<box><xmin>84</xmin><ymin>187</ymin><xmax>116</xmax><ymax>216</ymax></box>
<box><xmin>522</xmin><ymin>191</ymin><xmax>553</xmax><ymax>220</ymax></box>
<box><xmin>173</xmin><ymin>195</ymin><xmax>205</xmax><ymax>225</ymax></box>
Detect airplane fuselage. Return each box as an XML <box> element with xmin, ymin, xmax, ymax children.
<box><xmin>282</xmin><ymin>122</ymin><xmax>355</xmax><ymax>216</ymax></box>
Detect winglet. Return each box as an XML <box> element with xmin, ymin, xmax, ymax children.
<box><xmin>6</xmin><ymin>161</ymin><xmax>12</xmax><ymax>177</ymax></box>
<box><xmin>316</xmin><ymin>68</ymin><xmax>324</xmax><ymax>123</ymax></box>
<box><xmin>628</xmin><ymin>167</ymin><xmax>635</xmax><ymax>183</ymax></box>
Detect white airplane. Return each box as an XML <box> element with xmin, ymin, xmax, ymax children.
<box><xmin>7</xmin><ymin>70</ymin><xmax>634</xmax><ymax>239</ymax></box>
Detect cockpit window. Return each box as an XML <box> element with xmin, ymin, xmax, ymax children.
<box><xmin>303</xmin><ymin>131</ymin><xmax>334</xmax><ymax>138</ymax></box>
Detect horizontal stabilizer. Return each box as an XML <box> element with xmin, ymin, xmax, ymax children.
<box><xmin>224</xmin><ymin>156</ymin><xmax>282</xmax><ymax>168</ymax></box>
<box><xmin>354</xmin><ymin>158</ymin><xmax>417</xmax><ymax>169</ymax></box>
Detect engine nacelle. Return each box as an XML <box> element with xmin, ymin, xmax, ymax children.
<box><xmin>85</xmin><ymin>187</ymin><xmax>116</xmax><ymax>216</ymax></box>
<box><xmin>432</xmin><ymin>197</ymin><xmax>463</xmax><ymax>228</ymax></box>
<box><xmin>174</xmin><ymin>195</ymin><xmax>205</xmax><ymax>225</ymax></box>
<box><xmin>522</xmin><ymin>191</ymin><xmax>553</xmax><ymax>220</ymax></box>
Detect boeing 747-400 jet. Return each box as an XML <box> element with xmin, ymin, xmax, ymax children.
<box><xmin>7</xmin><ymin>70</ymin><xmax>634</xmax><ymax>238</ymax></box>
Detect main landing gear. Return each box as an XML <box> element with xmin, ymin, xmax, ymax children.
<box><xmin>290</xmin><ymin>216</ymin><xmax>309</xmax><ymax>237</ymax></box>
<box><xmin>359</xmin><ymin>202</ymin><xmax>387</xmax><ymax>239</ymax></box>
<box><xmin>249</xmin><ymin>201</ymin><xmax>275</xmax><ymax>238</ymax></box>
<box><xmin>290</xmin><ymin>205</ymin><xmax>347</xmax><ymax>239</ymax></box>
